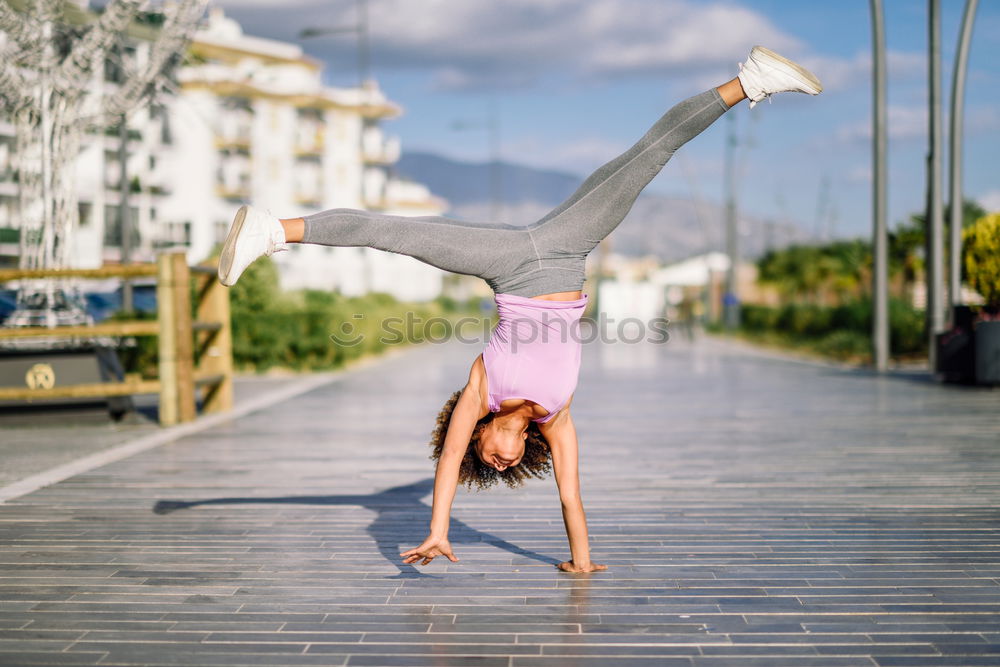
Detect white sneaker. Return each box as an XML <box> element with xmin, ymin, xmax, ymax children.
<box><xmin>217</xmin><ymin>205</ymin><xmax>288</xmax><ymax>286</ymax></box>
<box><xmin>737</xmin><ymin>45</ymin><xmax>823</xmax><ymax>109</ymax></box>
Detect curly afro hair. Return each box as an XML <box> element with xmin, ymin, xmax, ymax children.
<box><xmin>429</xmin><ymin>390</ymin><xmax>552</xmax><ymax>491</ymax></box>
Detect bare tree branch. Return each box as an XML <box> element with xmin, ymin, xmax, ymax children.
<box><xmin>58</xmin><ymin>0</ymin><xmax>143</xmax><ymax>93</ymax></box>
<box><xmin>0</xmin><ymin>59</ymin><xmax>33</xmax><ymax>112</ymax></box>
<box><xmin>103</xmin><ymin>0</ymin><xmax>207</xmax><ymax>119</ymax></box>
<box><xmin>0</xmin><ymin>0</ymin><xmax>36</xmax><ymax>49</ymax></box>
<box><xmin>30</xmin><ymin>0</ymin><xmax>61</xmax><ymax>22</ymax></box>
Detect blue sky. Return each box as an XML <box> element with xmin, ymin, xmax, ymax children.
<box><xmin>219</xmin><ymin>0</ymin><xmax>1000</xmax><ymax>239</ymax></box>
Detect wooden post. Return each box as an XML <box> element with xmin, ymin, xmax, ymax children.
<box><xmin>157</xmin><ymin>252</ymin><xmax>196</xmax><ymax>425</ymax></box>
<box><xmin>196</xmin><ymin>271</ymin><xmax>233</xmax><ymax>414</ymax></box>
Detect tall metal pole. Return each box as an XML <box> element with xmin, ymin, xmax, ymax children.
<box><xmin>871</xmin><ymin>0</ymin><xmax>889</xmax><ymax>371</ymax></box>
<box><xmin>948</xmin><ymin>0</ymin><xmax>979</xmax><ymax>313</ymax></box>
<box><xmin>723</xmin><ymin>112</ymin><xmax>740</xmax><ymax>330</ymax></box>
<box><xmin>118</xmin><ymin>115</ymin><xmax>133</xmax><ymax>311</ymax></box>
<box><xmin>926</xmin><ymin>0</ymin><xmax>945</xmax><ymax>367</ymax></box>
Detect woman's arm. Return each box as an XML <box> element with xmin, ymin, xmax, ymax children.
<box><xmin>540</xmin><ymin>402</ymin><xmax>607</xmax><ymax>573</ymax></box>
<box><xmin>401</xmin><ymin>356</ymin><xmax>487</xmax><ymax>566</ymax></box>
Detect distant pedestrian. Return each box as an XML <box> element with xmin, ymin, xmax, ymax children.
<box><xmin>218</xmin><ymin>46</ymin><xmax>822</xmax><ymax>572</ymax></box>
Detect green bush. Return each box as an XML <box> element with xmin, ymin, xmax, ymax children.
<box><xmin>738</xmin><ymin>296</ymin><xmax>926</xmax><ymax>360</ymax></box>
<box><xmin>115</xmin><ymin>256</ymin><xmax>485</xmax><ymax>376</ymax></box>
<box><xmin>963</xmin><ymin>213</ymin><xmax>1000</xmax><ymax>307</ymax></box>
<box><xmin>829</xmin><ymin>298</ymin><xmax>871</xmax><ymax>333</ymax></box>
<box><xmin>108</xmin><ymin>310</ymin><xmax>159</xmax><ymax>378</ymax></box>
<box><xmin>741</xmin><ymin>304</ymin><xmax>779</xmax><ymax>332</ymax></box>
<box><xmin>814</xmin><ymin>329</ymin><xmax>870</xmax><ymax>360</ymax></box>
<box><xmin>889</xmin><ymin>297</ymin><xmax>925</xmax><ymax>355</ymax></box>
<box><xmin>776</xmin><ymin>302</ymin><xmax>832</xmax><ymax>337</ymax></box>
<box><xmin>226</xmin><ymin>257</ymin><xmax>486</xmax><ymax>372</ymax></box>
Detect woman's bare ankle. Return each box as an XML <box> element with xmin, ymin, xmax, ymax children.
<box><xmin>280</xmin><ymin>218</ymin><xmax>305</xmax><ymax>243</ymax></box>
<box><xmin>716</xmin><ymin>77</ymin><xmax>747</xmax><ymax>107</ymax></box>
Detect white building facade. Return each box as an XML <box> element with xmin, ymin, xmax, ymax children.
<box><xmin>0</xmin><ymin>6</ymin><xmax>448</xmax><ymax>302</ymax></box>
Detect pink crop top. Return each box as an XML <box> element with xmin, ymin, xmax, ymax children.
<box><xmin>482</xmin><ymin>292</ymin><xmax>588</xmax><ymax>423</ymax></box>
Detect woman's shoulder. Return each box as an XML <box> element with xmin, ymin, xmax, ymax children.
<box><xmin>469</xmin><ymin>353</ymin><xmax>486</xmax><ymax>385</ymax></box>
<box><xmin>465</xmin><ymin>355</ymin><xmax>491</xmax><ymax>418</ymax></box>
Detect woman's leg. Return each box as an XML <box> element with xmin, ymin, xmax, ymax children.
<box><xmin>219</xmin><ymin>204</ymin><xmax>534</xmax><ymax>289</ymax></box>
<box><xmin>529</xmin><ymin>83</ymin><xmax>737</xmax><ymax>255</ymax></box>
<box><xmin>294</xmin><ymin>208</ymin><xmax>533</xmax><ymax>285</ymax></box>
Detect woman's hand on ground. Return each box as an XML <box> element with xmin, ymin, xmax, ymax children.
<box><xmin>400</xmin><ymin>536</ymin><xmax>459</xmax><ymax>566</ymax></box>
<box><xmin>558</xmin><ymin>560</ymin><xmax>608</xmax><ymax>573</ymax></box>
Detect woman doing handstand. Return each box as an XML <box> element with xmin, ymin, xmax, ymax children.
<box><xmin>218</xmin><ymin>46</ymin><xmax>823</xmax><ymax>573</ymax></box>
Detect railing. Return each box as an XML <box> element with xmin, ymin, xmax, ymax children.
<box><xmin>0</xmin><ymin>252</ymin><xmax>233</xmax><ymax>426</ymax></box>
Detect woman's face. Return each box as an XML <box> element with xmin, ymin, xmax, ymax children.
<box><xmin>476</xmin><ymin>421</ymin><xmax>527</xmax><ymax>472</ymax></box>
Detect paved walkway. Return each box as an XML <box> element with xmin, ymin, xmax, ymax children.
<box><xmin>0</xmin><ymin>374</ymin><xmax>328</xmax><ymax>489</ymax></box>
<box><xmin>1</xmin><ymin>334</ymin><xmax>999</xmax><ymax>666</ymax></box>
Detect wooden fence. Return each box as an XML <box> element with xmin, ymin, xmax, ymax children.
<box><xmin>0</xmin><ymin>252</ymin><xmax>232</xmax><ymax>425</ymax></box>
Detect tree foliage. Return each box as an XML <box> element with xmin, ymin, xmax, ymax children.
<box><xmin>226</xmin><ymin>256</ymin><xmax>484</xmax><ymax>372</ymax></box>
<box><xmin>963</xmin><ymin>213</ymin><xmax>1000</xmax><ymax>308</ymax></box>
<box><xmin>756</xmin><ymin>239</ymin><xmax>869</xmax><ymax>304</ymax></box>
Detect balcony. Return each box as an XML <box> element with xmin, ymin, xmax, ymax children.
<box><xmin>294</xmin><ymin>192</ymin><xmax>323</xmax><ymax>207</ymax></box>
<box><xmin>215</xmin><ymin>133</ymin><xmax>252</xmax><ymax>151</ymax></box>
<box><xmin>216</xmin><ymin>185</ymin><xmax>251</xmax><ymax>201</ymax></box>
<box><xmin>215</xmin><ymin>120</ymin><xmax>253</xmax><ymax>151</ymax></box>
<box><xmin>295</xmin><ymin>126</ymin><xmax>324</xmax><ymax>158</ymax></box>
<box><xmin>362</xmin><ymin>132</ymin><xmax>400</xmax><ymax>165</ymax></box>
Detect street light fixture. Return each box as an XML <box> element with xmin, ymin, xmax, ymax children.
<box><xmin>298</xmin><ymin>0</ymin><xmax>375</xmax><ymax>212</ymax></box>
<box><xmin>298</xmin><ymin>0</ymin><xmax>370</xmax><ymax>88</ymax></box>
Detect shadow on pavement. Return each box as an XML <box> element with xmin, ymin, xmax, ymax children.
<box><xmin>152</xmin><ymin>477</ymin><xmax>560</xmax><ymax>576</ymax></box>
<box><xmin>817</xmin><ymin>365</ymin><xmax>995</xmax><ymax>391</ymax></box>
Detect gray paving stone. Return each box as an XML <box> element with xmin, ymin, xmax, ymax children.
<box><xmin>308</xmin><ymin>643</ymin><xmax>540</xmax><ymax>655</ymax></box>
<box><xmin>699</xmin><ymin>644</ymin><xmax>822</xmax><ymax>656</ymax></box>
<box><xmin>0</xmin><ymin>652</ymin><xmax>106</xmax><ymax>666</ymax></box>
<box><xmin>875</xmin><ymin>659</ymin><xmax>1000</xmax><ymax>666</ymax></box>
<box><xmin>692</xmin><ymin>659</ymin><xmax>876</xmax><ymax>667</ymax></box>
<box><xmin>347</xmin><ymin>656</ymin><xmax>507</xmax><ymax>667</ymax></box>
<box><xmin>540</xmin><ymin>643</ymin><xmax>700</xmax><ymax>656</ymax></box>
<box><xmin>1</xmin><ymin>336</ymin><xmax>999</xmax><ymax>666</ymax></box>
<box><xmin>814</xmin><ymin>644</ymin><xmax>939</xmax><ymax>656</ymax></box>
<box><xmin>514</xmin><ymin>658</ymin><xmax>692</xmax><ymax>667</ymax></box>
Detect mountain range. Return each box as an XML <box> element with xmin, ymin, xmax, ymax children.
<box><xmin>396</xmin><ymin>151</ymin><xmax>813</xmax><ymax>262</ymax></box>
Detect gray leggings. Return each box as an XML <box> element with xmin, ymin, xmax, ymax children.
<box><xmin>302</xmin><ymin>88</ymin><xmax>730</xmax><ymax>297</ymax></box>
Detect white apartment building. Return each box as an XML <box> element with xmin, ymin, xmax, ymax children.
<box><xmin>0</xmin><ymin>6</ymin><xmax>448</xmax><ymax>302</ymax></box>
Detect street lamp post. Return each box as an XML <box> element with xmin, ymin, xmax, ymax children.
<box><xmin>948</xmin><ymin>0</ymin><xmax>980</xmax><ymax>313</ymax></box>
<box><xmin>926</xmin><ymin>0</ymin><xmax>945</xmax><ymax>368</ymax></box>
<box><xmin>870</xmin><ymin>0</ymin><xmax>889</xmax><ymax>372</ymax></box>
<box><xmin>299</xmin><ymin>0</ymin><xmax>374</xmax><ymax>211</ymax></box>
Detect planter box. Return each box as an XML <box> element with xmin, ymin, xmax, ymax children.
<box><xmin>936</xmin><ymin>330</ymin><xmax>975</xmax><ymax>384</ymax></box>
<box><xmin>974</xmin><ymin>320</ymin><xmax>1000</xmax><ymax>385</ymax></box>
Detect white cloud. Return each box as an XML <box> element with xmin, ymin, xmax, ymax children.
<box><xmin>846</xmin><ymin>164</ymin><xmax>872</xmax><ymax>184</ymax></box>
<box><xmin>979</xmin><ymin>190</ymin><xmax>1000</xmax><ymax>213</ymax></box>
<box><xmin>836</xmin><ymin>105</ymin><xmax>928</xmax><ymax>143</ymax></box>
<box><xmin>218</xmin><ymin>0</ymin><xmax>805</xmax><ymax>90</ymax></box>
<box><xmin>835</xmin><ymin>102</ymin><xmax>1000</xmax><ymax>146</ymax></box>
<box><xmin>504</xmin><ymin>135</ymin><xmax>627</xmax><ymax>173</ymax></box>
<box><xmin>968</xmin><ymin>106</ymin><xmax>1000</xmax><ymax>133</ymax></box>
<box><xmin>799</xmin><ymin>49</ymin><xmax>924</xmax><ymax>92</ymax></box>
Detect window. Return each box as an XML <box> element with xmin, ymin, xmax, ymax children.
<box><xmin>78</xmin><ymin>203</ymin><xmax>92</xmax><ymax>227</ymax></box>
